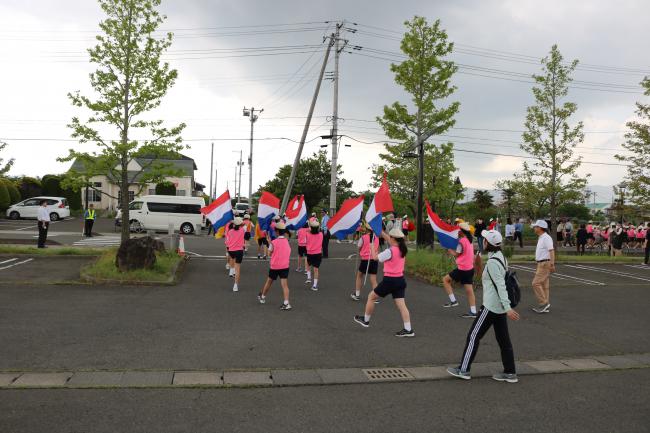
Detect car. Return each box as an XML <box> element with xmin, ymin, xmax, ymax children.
<box><xmin>6</xmin><ymin>196</ymin><xmax>70</xmax><ymax>221</ymax></box>
<box><xmin>115</xmin><ymin>195</ymin><xmax>205</xmax><ymax>235</ymax></box>
<box><xmin>233</xmin><ymin>202</ymin><xmax>252</xmax><ymax>216</ymax></box>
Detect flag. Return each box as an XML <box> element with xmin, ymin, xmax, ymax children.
<box><xmin>201</xmin><ymin>191</ymin><xmax>233</xmax><ymax>232</ymax></box>
<box><xmin>365</xmin><ymin>173</ymin><xmax>394</xmax><ymax>236</ymax></box>
<box><xmin>285</xmin><ymin>195</ymin><xmax>308</xmax><ymax>230</ymax></box>
<box><xmin>257</xmin><ymin>191</ymin><xmax>280</xmax><ymax>231</ymax></box>
<box><xmin>425</xmin><ymin>200</ymin><xmax>459</xmax><ymax>250</ymax></box>
<box><xmin>327</xmin><ymin>196</ymin><xmax>365</xmax><ymax>240</ymax></box>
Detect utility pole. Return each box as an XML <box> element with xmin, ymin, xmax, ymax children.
<box><xmin>209</xmin><ymin>142</ymin><xmax>214</xmax><ymax>201</ymax></box>
<box><xmin>243</xmin><ymin>107</ymin><xmax>263</xmax><ymax>204</ymax></box>
<box><xmin>213</xmin><ymin>168</ymin><xmax>218</xmax><ymax>199</ymax></box>
<box><xmin>281</xmin><ymin>34</ymin><xmax>336</xmax><ymax>213</ymax></box>
<box><xmin>328</xmin><ymin>21</ymin><xmax>347</xmax><ymax>215</ymax></box>
<box><xmin>237</xmin><ymin>150</ymin><xmax>243</xmax><ymax>202</ymax></box>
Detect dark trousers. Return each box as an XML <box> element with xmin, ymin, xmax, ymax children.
<box><xmin>37</xmin><ymin>222</ymin><xmax>49</xmax><ymax>247</ymax></box>
<box><xmin>476</xmin><ymin>236</ymin><xmax>484</xmax><ymax>254</ymax></box>
<box><xmin>84</xmin><ymin>219</ymin><xmax>94</xmax><ymax>237</ymax></box>
<box><xmin>322</xmin><ymin>231</ymin><xmax>330</xmax><ymax>258</ymax></box>
<box><xmin>645</xmin><ymin>244</ymin><xmax>649</xmax><ymax>265</ymax></box>
<box><xmin>459</xmin><ymin>306</ymin><xmax>515</xmax><ymax>374</ymax></box>
<box><xmin>514</xmin><ymin>231</ymin><xmax>523</xmax><ymax>248</ymax></box>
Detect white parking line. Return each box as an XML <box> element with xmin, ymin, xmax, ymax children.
<box><xmin>0</xmin><ymin>258</ymin><xmax>33</xmax><ymax>271</ymax></box>
<box><xmin>0</xmin><ymin>258</ymin><xmax>18</xmax><ymax>265</ymax></box>
<box><xmin>509</xmin><ymin>264</ymin><xmax>606</xmax><ymax>286</ymax></box>
<box><xmin>624</xmin><ymin>264</ymin><xmax>650</xmax><ymax>270</ymax></box>
<box><xmin>564</xmin><ymin>264</ymin><xmax>650</xmax><ymax>282</ymax></box>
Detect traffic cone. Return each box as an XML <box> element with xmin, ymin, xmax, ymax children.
<box><xmin>178</xmin><ymin>235</ymin><xmax>186</xmax><ymax>256</ymax></box>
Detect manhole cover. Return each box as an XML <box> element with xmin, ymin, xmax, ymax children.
<box><xmin>363</xmin><ymin>368</ymin><xmax>413</xmax><ymax>381</ymax></box>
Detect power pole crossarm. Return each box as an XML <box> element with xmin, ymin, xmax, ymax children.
<box><xmin>243</xmin><ymin>106</ymin><xmax>263</xmax><ymax>205</ymax></box>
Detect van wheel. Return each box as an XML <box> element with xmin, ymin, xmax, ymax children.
<box><xmin>129</xmin><ymin>220</ymin><xmax>143</xmax><ymax>233</ymax></box>
<box><xmin>49</xmin><ymin>212</ymin><xmax>60</xmax><ymax>221</ymax></box>
<box><xmin>9</xmin><ymin>211</ymin><xmax>20</xmax><ymax>220</ymax></box>
<box><xmin>180</xmin><ymin>223</ymin><xmax>194</xmax><ymax>234</ymax></box>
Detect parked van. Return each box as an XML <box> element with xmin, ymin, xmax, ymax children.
<box><xmin>116</xmin><ymin>195</ymin><xmax>204</xmax><ymax>234</ymax></box>
<box><xmin>6</xmin><ymin>196</ymin><xmax>70</xmax><ymax>221</ymax></box>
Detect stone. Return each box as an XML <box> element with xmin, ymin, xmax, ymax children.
<box><xmin>115</xmin><ymin>236</ymin><xmax>164</xmax><ymax>271</ymax></box>
<box><xmin>271</xmin><ymin>369</ymin><xmax>322</xmax><ymax>386</ymax></box>
<box><xmin>317</xmin><ymin>368</ymin><xmax>369</xmax><ymax>384</ymax></box>
<box><xmin>12</xmin><ymin>372</ymin><xmax>72</xmax><ymax>387</ymax></box>
<box><xmin>405</xmin><ymin>366</ymin><xmax>449</xmax><ymax>380</ymax></box>
<box><xmin>223</xmin><ymin>371</ymin><xmax>272</xmax><ymax>386</ymax></box>
<box><xmin>173</xmin><ymin>372</ymin><xmax>223</xmax><ymax>386</ymax></box>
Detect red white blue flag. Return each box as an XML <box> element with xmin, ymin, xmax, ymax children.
<box><xmin>426</xmin><ymin>200</ymin><xmax>459</xmax><ymax>249</ymax></box>
<box><xmin>257</xmin><ymin>191</ymin><xmax>280</xmax><ymax>231</ymax></box>
<box><xmin>285</xmin><ymin>195</ymin><xmax>308</xmax><ymax>230</ymax></box>
<box><xmin>201</xmin><ymin>190</ymin><xmax>233</xmax><ymax>231</ymax></box>
<box><xmin>327</xmin><ymin>196</ymin><xmax>365</xmax><ymax>240</ymax></box>
<box><xmin>365</xmin><ymin>173</ymin><xmax>394</xmax><ymax>236</ymax></box>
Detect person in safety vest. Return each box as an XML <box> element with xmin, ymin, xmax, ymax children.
<box><xmin>84</xmin><ymin>204</ymin><xmax>97</xmax><ymax>237</ymax></box>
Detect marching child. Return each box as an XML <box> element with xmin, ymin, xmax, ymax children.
<box><xmin>224</xmin><ymin>219</ymin><xmax>233</xmax><ymax>272</ymax></box>
<box><xmin>296</xmin><ymin>222</ymin><xmax>309</xmax><ymax>273</ymax></box>
<box><xmin>226</xmin><ymin>217</ymin><xmax>246</xmax><ymax>292</ymax></box>
<box><xmin>256</xmin><ymin>223</ymin><xmax>269</xmax><ymax>260</ymax></box>
<box><xmin>243</xmin><ymin>214</ymin><xmax>253</xmax><ymax>254</ymax></box>
<box><xmin>351</xmin><ymin>223</ymin><xmax>379</xmax><ymax>301</ymax></box>
<box><xmin>441</xmin><ymin>222</ymin><xmax>478</xmax><ymax>318</ymax></box>
<box><xmin>354</xmin><ymin>228</ymin><xmax>414</xmax><ymax>337</ymax></box>
<box><xmin>305</xmin><ymin>219</ymin><xmax>323</xmax><ymax>291</ymax></box>
<box><xmin>258</xmin><ymin>222</ymin><xmax>292</xmax><ymax>310</ymax></box>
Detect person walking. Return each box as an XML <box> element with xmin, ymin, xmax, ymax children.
<box><xmin>611</xmin><ymin>225</ymin><xmax>624</xmax><ymax>256</ymax></box>
<box><xmin>644</xmin><ymin>222</ymin><xmax>650</xmax><ymax>265</ymax></box>
<box><xmin>37</xmin><ymin>200</ymin><xmax>50</xmax><ymax>248</ymax></box>
<box><xmin>447</xmin><ymin>229</ymin><xmax>520</xmax><ymax>383</ymax></box>
<box><xmin>354</xmin><ymin>228</ymin><xmax>414</xmax><ymax>337</ymax></box>
<box><xmin>226</xmin><ymin>217</ymin><xmax>245</xmax><ymax>292</ymax></box>
<box><xmin>320</xmin><ymin>210</ymin><xmax>330</xmax><ymax>258</ymax></box>
<box><xmin>556</xmin><ymin>219</ymin><xmax>565</xmax><ymax>243</ymax></box>
<box><xmin>295</xmin><ymin>222</ymin><xmax>309</xmax><ymax>272</ymax></box>
<box><xmin>564</xmin><ymin>220</ymin><xmax>574</xmax><ymax>247</ymax></box>
<box><xmin>531</xmin><ymin>220</ymin><xmax>555</xmax><ymax>313</ymax></box>
<box><xmin>504</xmin><ymin>218</ymin><xmax>515</xmax><ymax>244</ymax></box>
<box><xmin>474</xmin><ymin>218</ymin><xmax>486</xmax><ymax>254</ymax></box>
<box><xmin>514</xmin><ymin>219</ymin><xmax>524</xmax><ymax>248</ymax></box>
<box><xmin>576</xmin><ymin>223</ymin><xmax>588</xmax><ymax>256</ymax></box>
<box><xmin>351</xmin><ymin>224</ymin><xmax>379</xmax><ymax>301</ymax></box>
<box><xmin>401</xmin><ymin>215</ymin><xmax>410</xmax><ymax>242</ymax></box>
<box><xmin>242</xmin><ymin>214</ymin><xmax>253</xmax><ymax>254</ymax></box>
<box><xmin>257</xmin><ymin>222</ymin><xmax>292</xmax><ymax>310</ymax></box>
<box><xmin>305</xmin><ymin>219</ymin><xmax>323</xmax><ymax>291</ymax></box>
<box><xmin>441</xmin><ymin>222</ymin><xmax>477</xmax><ymax>318</ymax></box>
<box><xmin>256</xmin><ymin>222</ymin><xmax>269</xmax><ymax>260</ymax></box>
<box><xmin>83</xmin><ymin>204</ymin><xmax>96</xmax><ymax>237</ymax></box>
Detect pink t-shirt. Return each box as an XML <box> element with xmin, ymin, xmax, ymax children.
<box><xmin>627</xmin><ymin>229</ymin><xmax>635</xmax><ymax>239</ymax></box>
<box><xmin>306</xmin><ymin>231</ymin><xmax>323</xmax><ymax>255</ymax></box>
<box><xmin>637</xmin><ymin>230</ymin><xmax>646</xmax><ymax>239</ymax></box>
<box><xmin>297</xmin><ymin>228</ymin><xmax>309</xmax><ymax>246</ymax></box>
<box><xmin>226</xmin><ymin>227</ymin><xmax>245</xmax><ymax>251</ymax></box>
<box><xmin>586</xmin><ymin>224</ymin><xmax>594</xmax><ymax>233</ymax></box>
<box><xmin>383</xmin><ymin>246</ymin><xmax>405</xmax><ymax>277</ymax></box>
<box><xmin>455</xmin><ymin>237</ymin><xmax>474</xmax><ymax>271</ymax></box>
<box><xmin>359</xmin><ymin>234</ymin><xmax>379</xmax><ymax>260</ymax></box>
<box><xmin>270</xmin><ymin>236</ymin><xmax>291</xmax><ymax>270</ymax></box>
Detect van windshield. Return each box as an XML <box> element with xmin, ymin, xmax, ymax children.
<box><xmin>129</xmin><ymin>202</ymin><xmax>143</xmax><ymax>210</ymax></box>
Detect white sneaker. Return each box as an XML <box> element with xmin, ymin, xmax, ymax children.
<box><xmin>226</xmin><ymin>264</ymin><xmax>230</xmax><ymax>270</ymax></box>
<box><xmin>232</xmin><ymin>285</ymin><xmax>239</xmax><ymax>292</ymax></box>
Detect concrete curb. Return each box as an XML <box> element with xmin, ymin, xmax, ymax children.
<box><xmin>1</xmin><ymin>353</ymin><xmax>647</xmax><ymax>390</ymax></box>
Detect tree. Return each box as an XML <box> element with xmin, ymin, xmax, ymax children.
<box><xmin>496</xmin><ymin>174</ymin><xmax>549</xmax><ymax>220</ymax></box>
<box><xmin>516</xmin><ymin>45</ymin><xmax>589</xmax><ymax>227</ymax></box>
<box><xmin>155</xmin><ymin>181</ymin><xmax>176</xmax><ymax>195</ymax></box>
<box><xmin>42</xmin><ymin>175</ymin><xmax>64</xmax><ymax>196</ymax></box>
<box><xmin>473</xmin><ymin>189</ymin><xmax>494</xmax><ymax>211</ymax></box>
<box><xmin>258</xmin><ymin>151</ymin><xmax>353</xmax><ymax>211</ymax></box>
<box><xmin>4</xmin><ymin>180</ymin><xmax>21</xmax><ymax>205</ymax></box>
<box><xmin>0</xmin><ymin>181</ymin><xmax>9</xmax><ymax>211</ymax></box>
<box><xmin>557</xmin><ymin>202</ymin><xmax>591</xmax><ymax>221</ymax></box>
<box><xmin>376</xmin><ymin>16</ymin><xmax>460</xmax><ymax>246</ymax></box>
<box><xmin>58</xmin><ymin>0</ymin><xmax>186</xmax><ymax>244</ymax></box>
<box><xmin>17</xmin><ymin>177</ymin><xmax>42</xmax><ymax>199</ymax></box>
<box><xmin>616</xmin><ymin>76</ymin><xmax>650</xmax><ymax>213</ymax></box>
<box><xmin>0</xmin><ymin>142</ymin><xmax>14</xmax><ymax>176</ymax></box>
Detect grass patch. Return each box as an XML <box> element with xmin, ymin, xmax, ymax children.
<box><xmin>405</xmin><ymin>249</ymin><xmax>459</xmax><ymax>286</ymax></box>
<box><xmin>82</xmin><ymin>248</ymin><xmax>183</xmax><ymax>283</ymax></box>
<box><xmin>0</xmin><ymin>246</ymin><xmax>104</xmax><ymax>256</ymax></box>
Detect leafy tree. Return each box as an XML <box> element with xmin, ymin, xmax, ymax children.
<box><xmin>259</xmin><ymin>150</ymin><xmax>353</xmax><ymax>211</ymax></box>
<box><xmin>0</xmin><ymin>142</ymin><xmax>14</xmax><ymax>176</ymax></box>
<box><xmin>496</xmin><ymin>173</ymin><xmax>549</xmax><ymax>220</ymax></box>
<box><xmin>515</xmin><ymin>45</ymin><xmax>589</xmax><ymax>227</ymax></box>
<box><xmin>155</xmin><ymin>181</ymin><xmax>176</xmax><ymax>195</ymax></box>
<box><xmin>0</xmin><ymin>181</ymin><xmax>9</xmax><ymax>211</ymax></box>
<box><xmin>616</xmin><ymin>76</ymin><xmax>650</xmax><ymax>213</ymax></box>
<box><xmin>375</xmin><ymin>16</ymin><xmax>460</xmax><ymax>245</ymax></box>
<box><xmin>17</xmin><ymin>177</ymin><xmax>42</xmax><ymax>199</ymax></box>
<box><xmin>5</xmin><ymin>180</ymin><xmax>21</xmax><ymax>205</ymax></box>
<box><xmin>557</xmin><ymin>202</ymin><xmax>591</xmax><ymax>221</ymax></box>
<box><xmin>58</xmin><ymin>0</ymin><xmax>185</xmax><ymax>244</ymax></box>
<box><xmin>473</xmin><ymin>189</ymin><xmax>494</xmax><ymax>211</ymax></box>
<box><xmin>42</xmin><ymin>174</ymin><xmax>64</xmax><ymax>196</ymax></box>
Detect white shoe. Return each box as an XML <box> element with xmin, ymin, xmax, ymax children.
<box><xmin>233</xmin><ymin>285</ymin><xmax>239</xmax><ymax>292</ymax></box>
<box><xmin>225</xmin><ymin>263</ymin><xmax>230</xmax><ymax>270</ymax></box>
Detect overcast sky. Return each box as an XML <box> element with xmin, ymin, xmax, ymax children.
<box><xmin>1</xmin><ymin>0</ymin><xmax>648</xmax><ymax>203</ymax></box>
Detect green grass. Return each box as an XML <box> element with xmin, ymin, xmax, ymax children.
<box><xmin>82</xmin><ymin>249</ymin><xmax>183</xmax><ymax>283</ymax></box>
<box><xmin>405</xmin><ymin>249</ymin><xmax>460</xmax><ymax>286</ymax></box>
<box><xmin>0</xmin><ymin>246</ymin><xmax>104</xmax><ymax>256</ymax></box>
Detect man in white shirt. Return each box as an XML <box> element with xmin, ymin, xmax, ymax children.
<box><xmin>37</xmin><ymin>200</ymin><xmax>51</xmax><ymax>248</ymax></box>
<box><xmin>531</xmin><ymin>219</ymin><xmax>555</xmax><ymax>313</ymax></box>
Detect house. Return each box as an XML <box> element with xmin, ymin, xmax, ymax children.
<box><xmin>69</xmin><ymin>154</ymin><xmax>202</xmax><ymax>211</ymax></box>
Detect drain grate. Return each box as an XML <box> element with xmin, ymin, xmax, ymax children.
<box><xmin>363</xmin><ymin>368</ymin><xmax>414</xmax><ymax>381</ymax></box>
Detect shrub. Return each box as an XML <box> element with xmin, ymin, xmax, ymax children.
<box><xmin>155</xmin><ymin>181</ymin><xmax>176</xmax><ymax>195</ymax></box>
<box><xmin>0</xmin><ymin>181</ymin><xmax>9</xmax><ymax>211</ymax></box>
<box><xmin>5</xmin><ymin>180</ymin><xmax>20</xmax><ymax>204</ymax></box>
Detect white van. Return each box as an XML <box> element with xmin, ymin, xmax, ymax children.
<box><xmin>117</xmin><ymin>195</ymin><xmax>205</xmax><ymax>235</ymax></box>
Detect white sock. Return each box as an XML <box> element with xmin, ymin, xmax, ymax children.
<box><xmin>307</xmin><ymin>271</ymin><xmax>311</xmax><ymax>280</ymax></box>
<box><xmin>313</xmin><ymin>279</ymin><xmax>318</xmax><ymax>287</ymax></box>
<box><xmin>449</xmin><ymin>294</ymin><xmax>457</xmax><ymax>303</ymax></box>
<box><xmin>230</xmin><ymin>269</ymin><xmax>235</xmax><ymax>276</ymax></box>
<box><xmin>404</xmin><ymin>322</ymin><xmax>412</xmax><ymax>331</ymax></box>
<box><xmin>233</xmin><ymin>283</ymin><xmax>238</xmax><ymax>289</ymax></box>
<box><xmin>355</xmin><ymin>290</ymin><xmax>360</xmax><ymax>296</ymax></box>
<box><xmin>283</xmin><ymin>300</ymin><xmax>289</xmax><ymax>305</ymax></box>
<box><xmin>470</xmin><ymin>305</ymin><xmax>477</xmax><ymax>314</ymax></box>
<box><xmin>364</xmin><ymin>314</ymin><xmax>371</xmax><ymax>322</ymax></box>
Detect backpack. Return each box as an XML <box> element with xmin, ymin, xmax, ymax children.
<box><xmin>486</xmin><ymin>256</ymin><xmax>521</xmax><ymax>308</ymax></box>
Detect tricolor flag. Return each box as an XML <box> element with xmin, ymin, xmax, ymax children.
<box><xmin>328</xmin><ymin>196</ymin><xmax>365</xmax><ymax>240</ymax></box>
<box><xmin>425</xmin><ymin>200</ymin><xmax>459</xmax><ymax>250</ymax></box>
<box><xmin>201</xmin><ymin>191</ymin><xmax>233</xmax><ymax>232</ymax></box>
<box><xmin>257</xmin><ymin>191</ymin><xmax>280</xmax><ymax>231</ymax></box>
<box><xmin>365</xmin><ymin>173</ymin><xmax>394</xmax><ymax>236</ymax></box>
<box><xmin>285</xmin><ymin>195</ymin><xmax>308</xmax><ymax>230</ymax></box>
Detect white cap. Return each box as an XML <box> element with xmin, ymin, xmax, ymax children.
<box><xmin>459</xmin><ymin>222</ymin><xmax>471</xmax><ymax>231</ymax></box>
<box><xmin>531</xmin><ymin>219</ymin><xmax>548</xmax><ymax>229</ymax></box>
<box><xmin>243</xmin><ymin>214</ymin><xmax>250</xmax><ymax>219</ymax></box>
<box><xmin>309</xmin><ymin>219</ymin><xmax>320</xmax><ymax>228</ymax></box>
<box><xmin>403</xmin><ymin>215</ymin><xmax>408</xmax><ymax>218</ymax></box>
<box><xmin>482</xmin><ymin>229</ymin><xmax>503</xmax><ymax>246</ymax></box>
<box><xmin>388</xmin><ymin>228</ymin><xmax>405</xmax><ymax>238</ymax></box>
<box><xmin>233</xmin><ymin>217</ymin><xmax>244</xmax><ymax>226</ymax></box>
<box><xmin>276</xmin><ymin>222</ymin><xmax>286</xmax><ymax>230</ymax></box>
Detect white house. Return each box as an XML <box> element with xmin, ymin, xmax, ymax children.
<box><xmin>69</xmin><ymin>154</ymin><xmax>204</xmax><ymax>211</ymax></box>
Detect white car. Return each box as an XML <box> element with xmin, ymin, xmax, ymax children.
<box><xmin>116</xmin><ymin>195</ymin><xmax>205</xmax><ymax>235</ymax></box>
<box><xmin>6</xmin><ymin>196</ymin><xmax>70</xmax><ymax>221</ymax></box>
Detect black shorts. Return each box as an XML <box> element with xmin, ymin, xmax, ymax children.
<box><xmin>257</xmin><ymin>238</ymin><xmax>269</xmax><ymax>247</ymax></box>
<box><xmin>268</xmin><ymin>268</ymin><xmax>289</xmax><ymax>280</ymax></box>
<box><xmin>244</xmin><ymin>232</ymin><xmax>251</xmax><ymax>241</ymax></box>
<box><xmin>307</xmin><ymin>253</ymin><xmax>322</xmax><ymax>268</ymax></box>
<box><xmin>449</xmin><ymin>268</ymin><xmax>474</xmax><ymax>285</ymax></box>
<box><xmin>587</xmin><ymin>233</ymin><xmax>595</xmax><ymax>240</ymax></box>
<box><xmin>374</xmin><ymin>276</ymin><xmax>407</xmax><ymax>299</ymax></box>
<box><xmin>228</xmin><ymin>250</ymin><xmax>244</xmax><ymax>264</ymax></box>
<box><xmin>358</xmin><ymin>259</ymin><xmax>378</xmax><ymax>275</ymax></box>
<box><xmin>298</xmin><ymin>246</ymin><xmax>307</xmax><ymax>257</ymax></box>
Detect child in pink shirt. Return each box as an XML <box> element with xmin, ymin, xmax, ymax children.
<box><xmin>258</xmin><ymin>222</ymin><xmax>292</xmax><ymax>310</ymax></box>
<box><xmin>226</xmin><ymin>218</ymin><xmax>246</xmax><ymax>292</ymax></box>
<box><xmin>296</xmin><ymin>222</ymin><xmax>309</xmax><ymax>273</ymax></box>
<box><xmin>305</xmin><ymin>219</ymin><xmax>323</xmax><ymax>291</ymax></box>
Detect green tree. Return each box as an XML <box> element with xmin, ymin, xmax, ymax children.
<box><xmin>155</xmin><ymin>180</ymin><xmax>176</xmax><ymax>195</ymax></box>
<box><xmin>557</xmin><ymin>202</ymin><xmax>591</xmax><ymax>221</ymax></box>
<box><xmin>259</xmin><ymin>151</ymin><xmax>353</xmax><ymax>211</ymax></box>
<box><xmin>4</xmin><ymin>180</ymin><xmax>21</xmax><ymax>204</ymax></box>
<box><xmin>516</xmin><ymin>44</ymin><xmax>588</xmax><ymax>227</ymax></box>
<box><xmin>473</xmin><ymin>189</ymin><xmax>494</xmax><ymax>211</ymax></box>
<box><xmin>42</xmin><ymin>174</ymin><xmax>64</xmax><ymax>196</ymax></box>
<box><xmin>496</xmin><ymin>173</ymin><xmax>549</xmax><ymax>220</ymax></box>
<box><xmin>0</xmin><ymin>142</ymin><xmax>14</xmax><ymax>176</ymax></box>
<box><xmin>17</xmin><ymin>176</ymin><xmax>42</xmax><ymax>199</ymax></box>
<box><xmin>375</xmin><ymin>16</ymin><xmax>460</xmax><ymax>245</ymax></box>
<box><xmin>58</xmin><ymin>0</ymin><xmax>185</xmax><ymax>244</ymax></box>
<box><xmin>616</xmin><ymin>76</ymin><xmax>650</xmax><ymax>213</ymax></box>
<box><xmin>0</xmin><ymin>181</ymin><xmax>9</xmax><ymax>211</ymax></box>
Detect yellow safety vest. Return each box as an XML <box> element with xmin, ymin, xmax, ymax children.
<box><xmin>86</xmin><ymin>209</ymin><xmax>96</xmax><ymax>220</ymax></box>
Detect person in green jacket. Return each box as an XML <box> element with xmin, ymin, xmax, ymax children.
<box><xmin>84</xmin><ymin>204</ymin><xmax>96</xmax><ymax>237</ymax></box>
<box><xmin>447</xmin><ymin>229</ymin><xmax>521</xmax><ymax>383</ymax></box>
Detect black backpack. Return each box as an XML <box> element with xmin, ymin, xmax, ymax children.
<box><xmin>486</xmin><ymin>256</ymin><xmax>521</xmax><ymax>308</ymax></box>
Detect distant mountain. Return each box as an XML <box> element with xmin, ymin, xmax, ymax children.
<box><xmin>460</xmin><ymin>185</ymin><xmax>615</xmax><ymax>204</ymax></box>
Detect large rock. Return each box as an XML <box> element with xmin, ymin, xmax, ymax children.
<box><xmin>115</xmin><ymin>236</ymin><xmax>166</xmax><ymax>271</ymax></box>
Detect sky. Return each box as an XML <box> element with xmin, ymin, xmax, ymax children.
<box><xmin>0</xmin><ymin>0</ymin><xmax>648</xmax><ymax>203</ymax></box>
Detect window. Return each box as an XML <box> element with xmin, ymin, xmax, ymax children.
<box><xmin>148</xmin><ymin>189</ymin><xmax>156</xmax><ymax>195</ymax></box>
<box><xmin>147</xmin><ymin>202</ymin><xmax>200</xmax><ymax>214</ymax></box>
<box><xmin>93</xmin><ymin>182</ymin><xmax>102</xmax><ymax>188</ymax></box>
<box><xmin>46</xmin><ymin>199</ymin><xmax>58</xmax><ymax>206</ymax></box>
<box><xmin>89</xmin><ymin>190</ymin><xmax>102</xmax><ymax>202</ymax></box>
<box><xmin>22</xmin><ymin>199</ymin><xmax>41</xmax><ymax>206</ymax></box>
<box><xmin>129</xmin><ymin>202</ymin><xmax>143</xmax><ymax>211</ymax></box>
<box><xmin>176</xmin><ymin>190</ymin><xmax>186</xmax><ymax>197</ymax></box>
<box><xmin>118</xmin><ymin>191</ymin><xmax>135</xmax><ymax>203</ymax></box>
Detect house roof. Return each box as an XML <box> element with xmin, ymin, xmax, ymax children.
<box><xmin>69</xmin><ymin>153</ymin><xmax>197</xmax><ymax>178</ymax></box>
<box><xmin>586</xmin><ymin>202</ymin><xmax>611</xmax><ymax>211</ymax></box>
